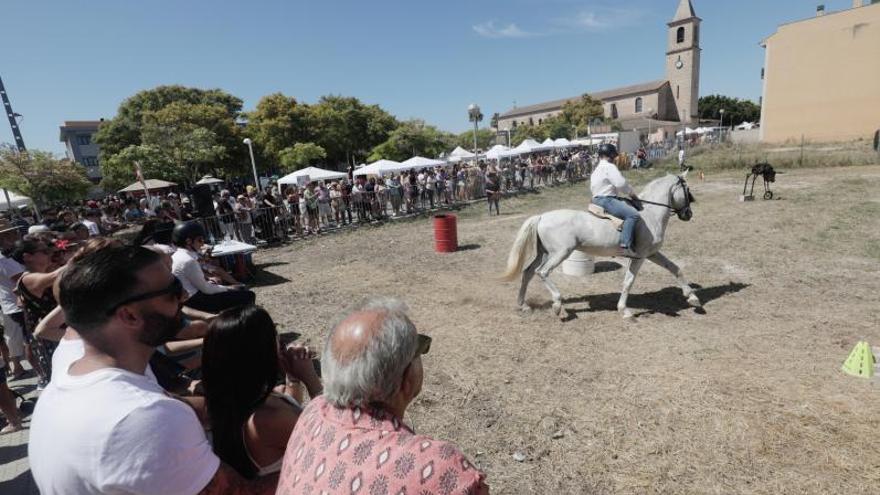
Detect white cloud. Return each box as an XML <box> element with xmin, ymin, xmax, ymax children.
<box><xmin>472</xmin><ymin>21</ymin><xmax>535</xmax><ymax>39</ymax></box>
<box><xmin>560</xmin><ymin>7</ymin><xmax>647</xmax><ymax>32</ymax></box>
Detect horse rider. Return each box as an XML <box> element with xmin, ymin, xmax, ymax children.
<box><xmin>590</xmin><ymin>143</ymin><xmax>642</xmax><ymax>258</ymax></box>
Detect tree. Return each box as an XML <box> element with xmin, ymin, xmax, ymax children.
<box><xmin>456</xmin><ymin>129</ymin><xmax>495</xmax><ymax>151</ymax></box>
<box><xmin>245</xmin><ymin>93</ymin><xmax>312</xmax><ymax>166</ymax></box>
<box><xmin>561</xmin><ymin>94</ymin><xmax>605</xmax><ymax>135</ymax></box>
<box><xmin>309</xmin><ymin>96</ymin><xmax>398</xmax><ymax>168</ymax></box>
<box><xmin>278</xmin><ymin>143</ymin><xmax>327</xmax><ymax>171</ymax></box>
<box><xmin>95</xmin><ymin>85</ymin><xmax>246</xmax><ymax>187</ymax></box>
<box><xmin>368</xmin><ymin>120</ymin><xmax>455</xmax><ymax>162</ymax></box>
<box><xmin>0</xmin><ymin>146</ymin><xmax>92</xmax><ymax>207</ymax></box>
<box><xmin>698</xmin><ymin>95</ymin><xmax>761</xmax><ymax>126</ymax></box>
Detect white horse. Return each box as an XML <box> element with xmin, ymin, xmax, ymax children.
<box><xmin>501</xmin><ymin>172</ymin><xmax>701</xmax><ymax>319</ymax></box>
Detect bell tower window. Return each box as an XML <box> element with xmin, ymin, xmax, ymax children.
<box><xmin>610</xmin><ymin>104</ymin><xmax>619</xmax><ymax>119</ymax></box>
<box><xmin>676</xmin><ymin>27</ymin><xmax>685</xmax><ymax>44</ymax></box>
<box><xmin>635</xmin><ymin>97</ymin><xmax>643</xmax><ymax>113</ymax></box>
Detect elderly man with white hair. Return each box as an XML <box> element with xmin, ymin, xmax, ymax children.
<box><xmin>276</xmin><ymin>298</ymin><xmax>488</xmax><ymax>495</ymax></box>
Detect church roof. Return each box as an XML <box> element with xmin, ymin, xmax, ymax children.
<box><xmin>499</xmin><ymin>80</ymin><xmax>668</xmax><ymax>119</ymax></box>
<box><xmin>672</xmin><ymin>0</ymin><xmax>697</xmax><ymax>22</ymax></box>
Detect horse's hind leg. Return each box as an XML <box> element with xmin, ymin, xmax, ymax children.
<box><xmin>518</xmin><ymin>254</ymin><xmax>544</xmax><ymax>312</ymax></box>
<box><xmin>537</xmin><ymin>248</ymin><xmax>573</xmax><ymax>319</ymax></box>
<box><xmin>648</xmin><ymin>252</ymin><xmax>701</xmax><ymax>307</ymax></box>
<box><xmin>617</xmin><ymin>258</ymin><xmax>645</xmax><ymax>319</ymax></box>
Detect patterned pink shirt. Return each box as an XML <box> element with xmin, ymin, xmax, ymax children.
<box><xmin>276</xmin><ymin>396</ymin><xmax>488</xmax><ymax>495</ymax></box>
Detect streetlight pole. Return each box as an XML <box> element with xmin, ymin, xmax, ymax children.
<box><xmin>719</xmin><ymin>109</ymin><xmax>726</xmax><ymax>143</ymax></box>
<box><xmin>243</xmin><ymin>138</ymin><xmax>260</xmax><ymax>193</ymax></box>
<box><xmin>646</xmin><ymin>108</ymin><xmax>654</xmax><ymax>145</ymax></box>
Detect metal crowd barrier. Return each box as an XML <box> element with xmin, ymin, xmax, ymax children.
<box><xmin>192</xmin><ymin>161</ymin><xmax>593</xmax><ymax>246</ymax></box>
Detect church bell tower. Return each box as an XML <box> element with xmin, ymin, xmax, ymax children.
<box><xmin>666</xmin><ymin>0</ymin><xmax>701</xmax><ymax>123</ymax></box>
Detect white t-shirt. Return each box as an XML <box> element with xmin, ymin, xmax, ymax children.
<box><xmin>171</xmin><ymin>248</ymin><xmax>229</xmax><ymax>297</ymax></box>
<box><xmin>51</xmin><ymin>337</ymin><xmax>158</xmax><ymax>384</ymax></box>
<box><xmin>29</xmin><ymin>362</ymin><xmax>218</xmax><ymax>495</ymax></box>
<box><xmin>81</xmin><ymin>218</ymin><xmax>101</xmax><ymax>236</ymax></box>
<box><xmin>0</xmin><ymin>255</ymin><xmax>24</xmax><ymax>315</ymax></box>
<box><xmin>590</xmin><ymin>159</ymin><xmax>634</xmax><ymax>198</ymax></box>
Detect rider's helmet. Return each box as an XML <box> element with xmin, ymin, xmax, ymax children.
<box><xmin>597</xmin><ymin>143</ymin><xmax>619</xmax><ymax>160</ymax></box>
<box><xmin>172</xmin><ymin>221</ymin><xmax>207</xmax><ymax>248</ymax></box>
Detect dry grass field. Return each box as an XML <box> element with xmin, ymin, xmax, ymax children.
<box><xmin>252</xmin><ymin>164</ymin><xmax>880</xmax><ymax>494</ymax></box>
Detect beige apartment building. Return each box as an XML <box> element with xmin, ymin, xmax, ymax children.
<box><xmin>760</xmin><ymin>1</ymin><xmax>880</xmax><ymax>143</ymax></box>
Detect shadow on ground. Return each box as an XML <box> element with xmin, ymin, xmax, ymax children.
<box><xmin>559</xmin><ymin>282</ymin><xmax>750</xmax><ymax>318</ymax></box>
<box><xmin>249</xmin><ymin>264</ymin><xmax>292</xmax><ymax>288</ymax></box>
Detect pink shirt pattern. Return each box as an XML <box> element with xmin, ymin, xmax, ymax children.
<box><xmin>276</xmin><ymin>396</ymin><xmax>488</xmax><ymax>495</ymax></box>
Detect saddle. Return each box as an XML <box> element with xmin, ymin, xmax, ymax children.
<box><xmin>587</xmin><ymin>204</ymin><xmax>624</xmax><ymax>231</ymax></box>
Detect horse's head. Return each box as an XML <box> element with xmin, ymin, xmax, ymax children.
<box><xmin>671</xmin><ymin>171</ymin><xmax>696</xmax><ymax>221</ymax></box>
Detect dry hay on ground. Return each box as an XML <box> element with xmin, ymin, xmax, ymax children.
<box><xmin>253</xmin><ymin>166</ymin><xmax>880</xmax><ymax>494</ymax></box>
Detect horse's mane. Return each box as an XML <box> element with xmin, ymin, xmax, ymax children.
<box><xmin>640</xmin><ymin>174</ymin><xmax>678</xmax><ymax>201</ymax></box>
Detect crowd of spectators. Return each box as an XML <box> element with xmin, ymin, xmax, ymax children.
<box><xmin>0</xmin><ymin>203</ymin><xmax>489</xmax><ymax>493</ymax></box>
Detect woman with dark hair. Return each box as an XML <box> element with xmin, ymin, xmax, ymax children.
<box><xmin>201</xmin><ymin>305</ymin><xmax>322</xmax><ymax>479</ymax></box>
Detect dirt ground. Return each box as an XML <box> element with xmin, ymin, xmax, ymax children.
<box><xmin>252</xmin><ymin>165</ymin><xmax>880</xmax><ymax>494</ymax></box>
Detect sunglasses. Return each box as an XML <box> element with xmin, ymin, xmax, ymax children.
<box><xmin>105</xmin><ymin>277</ymin><xmax>184</xmax><ymax>316</ymax></box>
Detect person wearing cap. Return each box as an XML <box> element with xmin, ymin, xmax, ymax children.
<box><xmin>170</xmin><ymin>221</ymin><xmax>255</xmax><ymax>313</ymax></box>
<box><xmin>275</xmin><ymin>298</ymin><xmax>488</xmax><ymax>494</ymax></box>
<box><xmin>590</xmin><ymin>143</ymin><xmax>642</xmax><ymax>258</ymax></box>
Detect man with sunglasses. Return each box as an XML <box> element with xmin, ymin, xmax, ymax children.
<box><xmin>276</xmin><ymin>298</ymin><xmax>489</xmax><ymax>495</ymax></box>
<box><xmin>29</xmin><ymin>245</ymin><xmax>277</xmax><ymax>494</ymax></box>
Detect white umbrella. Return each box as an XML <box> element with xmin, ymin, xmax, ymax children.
<box><xmin>0</xmin><ymin>190</ymin><xmax>33</xmax><ymax>212</ymax></box>
<box><xmin>118</xmin><ymin>179</ymin><xmax>177</xmax><ymax>193</ymax></box>
<box><xmin>277</xmin><ymin>166</ymin><xmax>347</xmax><ymax>186</ymax></box>
<box><xmin>196</xmin><ymin>175</ymin><xmax>224</xmax><ymax>185</ymax></box>
<box><xmin>354</xmin><ymin>159</ymin><xmax>401</xmax><ymax>177</ymax></box>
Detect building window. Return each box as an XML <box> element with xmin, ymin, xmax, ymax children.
<box><xmin>528</xmin><ymin>117</ymin><xmax>534</xmax><ymax>126</ymax></box>
<box><xmin>538</xmin><ymin>118</ymin><xmax>543</xmax><ymax>125</ymax></box>
<box><xmin>82</xmin><ymin>157</ymin><xmax>99</xmax><ymax>167</ymax></box>
<box><xmin>76</xmin><ymin>135</ymin><xmax>91</xmax><ymax>145</ymax></box>
<box><xmin>677</xmin><ymin>85</ymin><xmax>680</xmax><ymax>99</ymax></box>
<box><xmin>761</xmin><ymin>68</ymin><xmax>765</xmax><ymax>80</ymax></box>
<box><xmin>635</xmin><ymin>97</ymin><xmax>643</xmax><ymax>113</ymax></box>
<box><xmin>676</xmin><ymin>27</ymin><xmax>685</xmax><ymax>44</ymax></box>
<box><xmin>610</xmin><ymin>104</ymin><xmax>618</xmax><ymax>120</ymax></box>
<box><xmin>512</xmin><ymin>121</ymin><xmax>518</xmax><ymax>128</ymax></box>
<box><xmin>694</xmin><ymin>25</ymin><xmax>699</xmax><ymax>44</ymax></box>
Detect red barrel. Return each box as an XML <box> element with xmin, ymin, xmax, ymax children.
<box><xmin>433</xmin><ymin>214</ymin><xmax>458</xmax><ymax>253</ymax></box>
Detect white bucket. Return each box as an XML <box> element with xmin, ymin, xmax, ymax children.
<box><xmin>562</xmin><ymin>250</ymin><xmax>594</xmax><ymax>277</ymax></box>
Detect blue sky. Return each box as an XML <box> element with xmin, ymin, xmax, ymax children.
<box><xmin>0</xmin><ymin>0</ymin><xmax>860</xmax><ymax>153</ymax></box>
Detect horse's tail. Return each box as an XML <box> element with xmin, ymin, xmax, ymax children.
<box><xmin>501</xmin><ymin>215</ymin><xmax>541</xmax><ymax>282</ymax></box>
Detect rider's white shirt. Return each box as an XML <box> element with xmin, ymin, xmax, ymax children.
<box><xmin>590</xmin><ymin>159</ymin><xmax>633</xmax><ymax>198</ymax></box>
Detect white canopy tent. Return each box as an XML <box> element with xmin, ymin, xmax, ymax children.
<box><xmin>0</xmin><ymin>190</ymin><xmax>33</xmax><ymax>212</ymax></box>
<box><xmin>277</xmin><ymin>166</ymin><xmax>347</xmax><ymax>186</ymax></box>
<box><xmin>446</xmin><ymin>146</ymin><xmax>477</xmax><ymax>163</ymax></box>
<box><xmin>390</xmin><ymin>156</ymin><xmax>446</xmax><ymax>173</ymax></box>
<box><xmin>541</xmin><ymin>138</ymin><xmax>556</xmax><ymax>148</ymax></box>
<box><xmin>485</xmin><ymin>144</ymin><xmax>510</xmax><ymax>160</ymax></box>
<box><xmin>675</xmin><ymin>127</ymin><xmax>699</xmax><ymax>137</ymax></box>
<box><xmin>353</xmin><ymin>159</ymin><xmax>401</xmax><ymax>177</ymax></box>
<box><xmin>553</xmin><ymin>137</ymin><xmax>575</xmax><ymax>148</ymax></box>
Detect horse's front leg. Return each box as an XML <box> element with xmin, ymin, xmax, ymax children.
<box><xmin>618</xmin><ymin>258</ymin><xmax>645</xmax><ymax>319</ymax></box>
<box><xmin>648</xmin><ymin>252</ymin><xmax>701</xmax><ymax>307</ymax></box>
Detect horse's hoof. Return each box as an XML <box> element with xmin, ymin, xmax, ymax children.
<box><xmin>620</xmin><ymin>308</ymin><xmax>634</xmax><ymax>319</ymax></box>
<box><xmin>519</xmin><ymin>304</ymin><xmax>532</xmax><ymax>313</ymax></box>
<box><xmin>687</xmin><ymin>294</ymin><xmax>702</xmax><ymax>307</ymax></box>
<box><xmin>557</xmin><ymin>308</ymin><xmax>569</xmax><ymax>320</ymax></box>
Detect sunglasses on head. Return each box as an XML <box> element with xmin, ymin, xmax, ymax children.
<box><xmin>105</xmin><ymin>277</ymin><xmax>184</xmax><ymax>316</ymax></box>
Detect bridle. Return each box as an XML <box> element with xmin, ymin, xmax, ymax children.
<box><xmin>632</xmin><ymin>176</ymin><xmax>695</xmax><ymax>215</ymax></box>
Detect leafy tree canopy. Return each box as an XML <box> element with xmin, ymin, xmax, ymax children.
<box><xmin>95</xmin><ymin>85</ymin><xmax>246</xmax><ymax>188</ymax></box>
<box><xmin>279</xmin><ymin>143</ymin><xmax>326</xmax><ymax>172</ymax></box>
<box><xmin>368</xmin><ymin>120</ymin><xmax>455</xmax><ymax>162</ymax></box>
<box><xmin>244</xmin><ymin>93</ymin><xmax>312</xmax><ymax>166</ymax></box>
<box><xmin>698</xmin><ymin>95</ymin><xmax>761</xmax><ymax>126</ymax></box>
<box><xmin>561</xmin><ymin>94</ymin><xmax>605</xmax><ymax>136</ymax></box>
<box><xmin>309</xmin><ymin>95</ymin><xmax>398</xmax><ymax>168</ymax></box>
<box><xmin>0</xmin><ymin>146</ymin><xmax>92</xmax><ymax>207</ymax></box>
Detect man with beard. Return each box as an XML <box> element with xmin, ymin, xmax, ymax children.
<box><xmin>28</xmin><ymin>245</ymin><xmax>276</xmax><ymax>494</ymax></box>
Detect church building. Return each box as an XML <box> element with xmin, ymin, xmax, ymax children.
<box><xmin>496</xmin><ymin>0</ymin><xmax>702</xmax><ymax>133</ymax></box>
